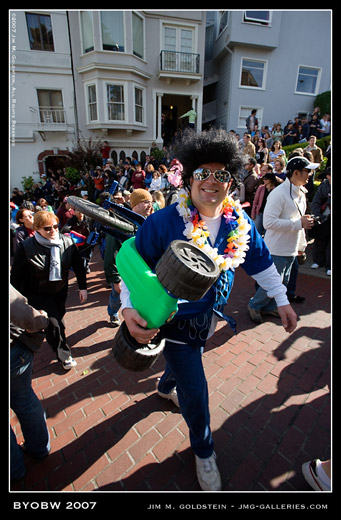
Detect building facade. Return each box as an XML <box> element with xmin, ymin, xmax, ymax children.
<box><xmin>10</xmin><ymin>10</ymin><xmax>206</xmax><ymax>190</ymax></box>
<box><xmin>203</xmin><ymin>10</ymin><xmax>331</xmax><ymax>134</ymax></box>
<box><xmin>10</xmin><ymin>10</ymin><xmax>76</xmax><ymax>190</ymax></box>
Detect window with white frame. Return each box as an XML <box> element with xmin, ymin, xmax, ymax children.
<box><xmin>100</xmin><ymin>11</ymin><xmax>124</xmax><ymax>52</ymax></box>
<box><xmin>107</xmin><ymin>84</ymin><xmax>125</xmax><ymax>121</ymax></box>
<box><xmin>162</xmin><ymin>24</ymin><xmax>196</xmax><ymax>72</ymax></box>
<box><xmin>295</xmin><ymin>66</ymin><xmax>321</xmax><ymax>95</ymax></box>
<box><xmin>240</xmin><ymin>58</ymin><xmax>267</xmax><ymax>89</ymax></box>
<box><xmin>243</xmin><ymin>11</ymin><xmax>271</xmax><ymax>26</ymax></box>
<box><xmin>132</xmin><ymin>11</ymin><xmax>144</xmax><ymax>59</ymax></box>
<box><xmin>37</xmin><ymin>89</ymin><xmax>64</xmax><ymax>124</ymax></box>
<box><xmin>87</xmin><ymin>84</ymin><xmax>97</xmax><ymax>122</ymax></box>
<box><xmin>134</xmin><ymin>87</ymin><xmax>144</xmax><ymax>124</ymax></box>
<box><xmin>80</xmin><ymin>11</ymin><xmax>94</xmax><ymax>53</ymax></box>
<box><xmin>238</xmin><ymin>106</ymin><xmax>263</xmax><ymax>130</ymax></box>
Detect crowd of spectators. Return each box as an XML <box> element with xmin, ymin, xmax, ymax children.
<box><xmin>9</xmin><ymin>107</ymin><xmax>331</xmax><ymax>490</ymax></box>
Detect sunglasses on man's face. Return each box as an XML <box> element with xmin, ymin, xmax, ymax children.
<box><xmin>192</xmin><ymin>168</ymin><xmax>231</xmax><ymax>183</ymax></box>
<box><xmin>43</xmin><ymin>224</ymin><xmax>59</xmax><ymax>232</ymax></box>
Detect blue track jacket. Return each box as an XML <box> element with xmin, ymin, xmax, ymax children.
<box><xmin>135</xmin><ymin>202</ymin><xmax>273</xmax><ymax>346</ymax></box>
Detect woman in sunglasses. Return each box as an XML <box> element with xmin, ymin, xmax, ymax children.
<box><xmin>120</xmin><ymin>128</ymin><xmax>297</xmax><ymax>491</ymax></box>
<box><xmin>11</xmin><ymin>211</ymin><xmax>87</xmax><ymax>370</ymax></box>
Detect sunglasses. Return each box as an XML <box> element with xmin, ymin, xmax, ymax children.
<box><xmin>43</xmin><ymin>224</ymin><xmax>59</xmax><ymax>232</ymax></box>
<box><xmin>192</xmin><ymin>168</ymin><xmax>231</xmax><ymax>183</ymax></box>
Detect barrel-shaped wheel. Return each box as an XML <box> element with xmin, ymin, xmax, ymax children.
<box><xmin>155</xmin><ymin>240</ymin><xmax>220</xmax><ymax>301</ymax></box>
<box><xmin>67</xmin><ymin>196</ymin><xmax>135</xmax><ymax>235</ymax></box>
<box><xmin>112</xmin><ymin>321</ymin><xmax>165</xmax><ymax>372</ymax></box>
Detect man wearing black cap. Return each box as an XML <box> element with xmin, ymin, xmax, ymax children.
<box><xmin>248</xmin><ymin>156</ymin><xmax>319</xmax><ymax>323</ymax></box>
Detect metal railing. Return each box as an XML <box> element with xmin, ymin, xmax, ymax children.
<box><xmin>160</xmin><ymin>50</ymin><xmax>200</xmax><ymax>74</ymax></box>
<box><xmin>37</xmin><ymin>106</ymin><xmax>66</xmax><ymax>129</ymax></box>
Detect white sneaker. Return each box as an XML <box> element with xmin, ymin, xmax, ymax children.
<box><xmin>302</xmin><ymin>459</ymin><xmax>331</xmax><ymax>491</ymax></box>
<box><xmin>311</xmin><ymin>263</ymin><xmax>319</xmax><ymax>269</ymax></box>
<box><xmin>195</xmin><ymin>452</ymin><xmax>222</xmax><ymax>491</ymax></box>
<box><xmin>326</xmin><ymin>269</ymin><xmax>331</xmax><ymax>276</ymax></box>
<box><xmin>62</xmin><ymin>356</ymin><xmax>77</xmax><ymax>370</ymax></box>
<box><xmin>157</xmin><ymin>387</ymin><xmax>180</xmax><ymax>408</ymax></box>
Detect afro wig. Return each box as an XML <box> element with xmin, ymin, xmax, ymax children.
<box><xmin>171</xmin><ymin>127</ymin><xmax>246</xmax><ymax>189</ymax></box>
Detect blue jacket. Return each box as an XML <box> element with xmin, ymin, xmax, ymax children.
<box><xmin>135</xmin><ymin>202</ymin><xmax>273</xmax><ymax>345</ymax></box>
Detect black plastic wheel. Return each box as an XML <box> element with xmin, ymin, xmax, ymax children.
<box><xmin>155</xmin><ymin>240</ymin><xmax>220</xmax><ymax>301</ymax></box>
<box><xmin>67</xmin><ymin>196</ymin><xmax>135</xmax><ymax>235</ymax></box>
<box><xmin>112</xmin><ymin>321</ymin><xmax>165</xmax><ymax>372</ymax></box>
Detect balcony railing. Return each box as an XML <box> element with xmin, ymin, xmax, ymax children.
<box><xmin>160</xmin><ymin>50</ymin><xmax>200</xmax><ymax>74</ymax></box>
<box><xmin>36</xmin><ymin>106</ymin><xmax>66</xmax><ymax>130</ymax></box>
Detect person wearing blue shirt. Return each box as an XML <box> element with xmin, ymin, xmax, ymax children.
<box><xmin>120</xmin><ymin>128</ymin><xmax>297</xmax><ymax>491</ymax></box>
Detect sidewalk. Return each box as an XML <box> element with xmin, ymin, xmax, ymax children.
<box><xmin>10</xmin><ymin>246</ymin><xmax>331</xmax><ymax>495</ymax></box>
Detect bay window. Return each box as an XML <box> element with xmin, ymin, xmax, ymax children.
<box><xmin>107</xmin><ymin>84</ymin><xmax>125</xmax><ymax>121</ymax></box>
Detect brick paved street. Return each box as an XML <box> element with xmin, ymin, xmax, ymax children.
<box><xmin>10</xmin><ymin>244</ymin><xmax>331</xmax><ymax>500</ymax></box>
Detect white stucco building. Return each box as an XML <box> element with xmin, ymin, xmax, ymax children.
<box><xmin>9</xmin><ymin>10</ymin><xmax>206</xmax><ymax>190</ymax></box>
<box><xmin>9</xmin><ymin>10</ymin><xmax>331</xmax><ymax>192</ymax></box>
<box><xmin>203</xmin><ymin>10</ymin><xmax>331</xmax><ymax>133</ymax></box>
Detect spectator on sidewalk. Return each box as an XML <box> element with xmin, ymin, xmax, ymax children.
<box><xmin>56</xmin><ymin>197</ymin><xmax>74</xmax><ymax>228</ymax></box>
<box><xmin>245</xmin><ymin>109</ymin><xmax>258</xmax><ymax>134</ymax></box>
<box><xmin>120</xmin><ymin>127</ymin><xmax>297</xmax><ymax>491</ymax></box>
<box><xmin>305</xmin><ymin>135</ymin><xmax>323</xmax><ymax>165</ymax></box>
<box><xmin>269</xmin><ymin>139</ymin><xmax>286</xmax><ymax>168</ymax></box>
<box><xmin>100</xmin><ymin>141</ymin><xmax>111</xmax><ymax>166</ymax></box>
<box><xmin>310</xmin><ymin>167</ymin><xmax>331</xmax><ymax>275</ymax></box>
<box><xmin>242</xmin><ymin>133</ymin><xmax>256</xmax><ymax>158</ymax></box>
<box><xmin>10</xmin><ymin>285</ymin><xmax>61</xmax><ymax>481</ymax></box>
<box><xmin>282</xmin><ymin>120</ymin><xmax>297</xmax><ymax>146</ymax></box>
<box><xmin>243</xmin><ymin>157</ymin><xmax>259</xmax><ymax>216</ymax></box>
<box><xmin>10</xmin><ymin>211</ymin><xmax>87</xmax><ymax>370</ymax></box>
<box><xmin>255</xmin><ymin>137</ymin><xmax>268</xmax><ymax>165</ymax></box>
<box><xmin>131</xmin><ymin>163</ymin><xmax>146</xmax><ymax>190</ymax></box>
<box><xmin>93</xmin><ymin>167</ymin><xmax>105</xmax><ymax>202</ymax></box>
<box><xmin>248</xmin><ymin>156</ymin><xmax>318</xmax><ymax>324</ymax></box>
<box><xmin>273</xmin><ymin>158</ymin><xmax>287</xmax><ymax>181</ymax></box>
<box><xmin>62</xmin><ymin>209</ymin><xmax>94</xmax><ymax>273</ymax></box>
<box><xmin>15</xmin><ymin>208</ymin><xmax>35</xmax><ymax>246</ymax></box>
<box><xmin>251</xmin><ymin>173</ymin><xmax>283</xmax><ymax>236</ymax></box>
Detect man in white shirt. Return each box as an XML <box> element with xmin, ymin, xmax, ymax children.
<box><xmin>248</xmin><ymin>156</ymin><xmax>319</xmax><ymax>323</ymax></box>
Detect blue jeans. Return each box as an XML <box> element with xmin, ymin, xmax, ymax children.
<box><xmin>254</xmin><ymin>213</ymin><xmax>265</xmax><ymax>236</ymax></box>
<box><xmin>107</xmin><ymin>283</ymin><xmax>121</xmax><ymax>318</ymax></box>
<box><xmin>10</xmin><ymin>342</ymin><xmax>50</xmax><ymax>481</ymax></box>
<box><xmin>158</xmin><ymin>339</ymin><xmax>213</xmax><ymax>459</ymax></box>
<box><xmin>287</xmin><ymin>257</ymin><xmax>299</xmax><ymax>298</ymax></box>
<box><xmin>249</xmin><ymin>255</ymin><xmax>295</xmax><ymax>312</ymax></box>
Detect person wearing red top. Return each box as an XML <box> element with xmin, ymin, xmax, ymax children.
<box><xmin>131</xmin><ymin>163</ymin><xmax>146</xmax><ymax>189</ymax></box>
<box><xmin>100</xmin><ymin>141</ymin><xmax>110</xmax><ymax>165</ymax></box>
<box><xmin>93</xmin><ymin>168</ymin><xmax>105</xmax><ymax>201</ymax></box>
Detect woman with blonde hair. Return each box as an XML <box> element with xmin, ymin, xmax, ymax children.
<box><xmin>11</xmin><ymin>211</ymin><xmax>87</xmax><ymax>370</ymax></box>
<box><xmin>152</xmin><ymin>190</ymin><xmax>165</xmax><ymax>211</ymax></box>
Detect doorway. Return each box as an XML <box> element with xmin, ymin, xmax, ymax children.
<box><xmin>44</xmin><ymin>155</ymin><xmax>70</xmax><ymax>175</ymax></box>
<box><xmin>161</xmin><ymin>94</ymin><xmax>192</xmax><ymax>146</ymax></box>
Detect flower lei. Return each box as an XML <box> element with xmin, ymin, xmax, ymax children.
<box><xmin>176</xmin><ymin>188</ymin><xmax>251</xmax><ymax>271</ymax></box>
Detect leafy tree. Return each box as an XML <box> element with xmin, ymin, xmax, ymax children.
<box><xmin>314</xmin><ymin>91</ymin><xmax>331</xmax><ymax>115</ymax></box>
<box><xmin>67</xmin><ymin>138</ymin><xmax>103</xmax><ymax>172</ymax></box>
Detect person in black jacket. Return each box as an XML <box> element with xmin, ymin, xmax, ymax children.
<box><xmin>10</xmin><ymin>211</ymin><xmax>87</xmax><ymax>370</ymax></box>
<box><xmin>10</xmin><ymin>285</ymin><xmax>61</xmax><ymax>481</ymax></box>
